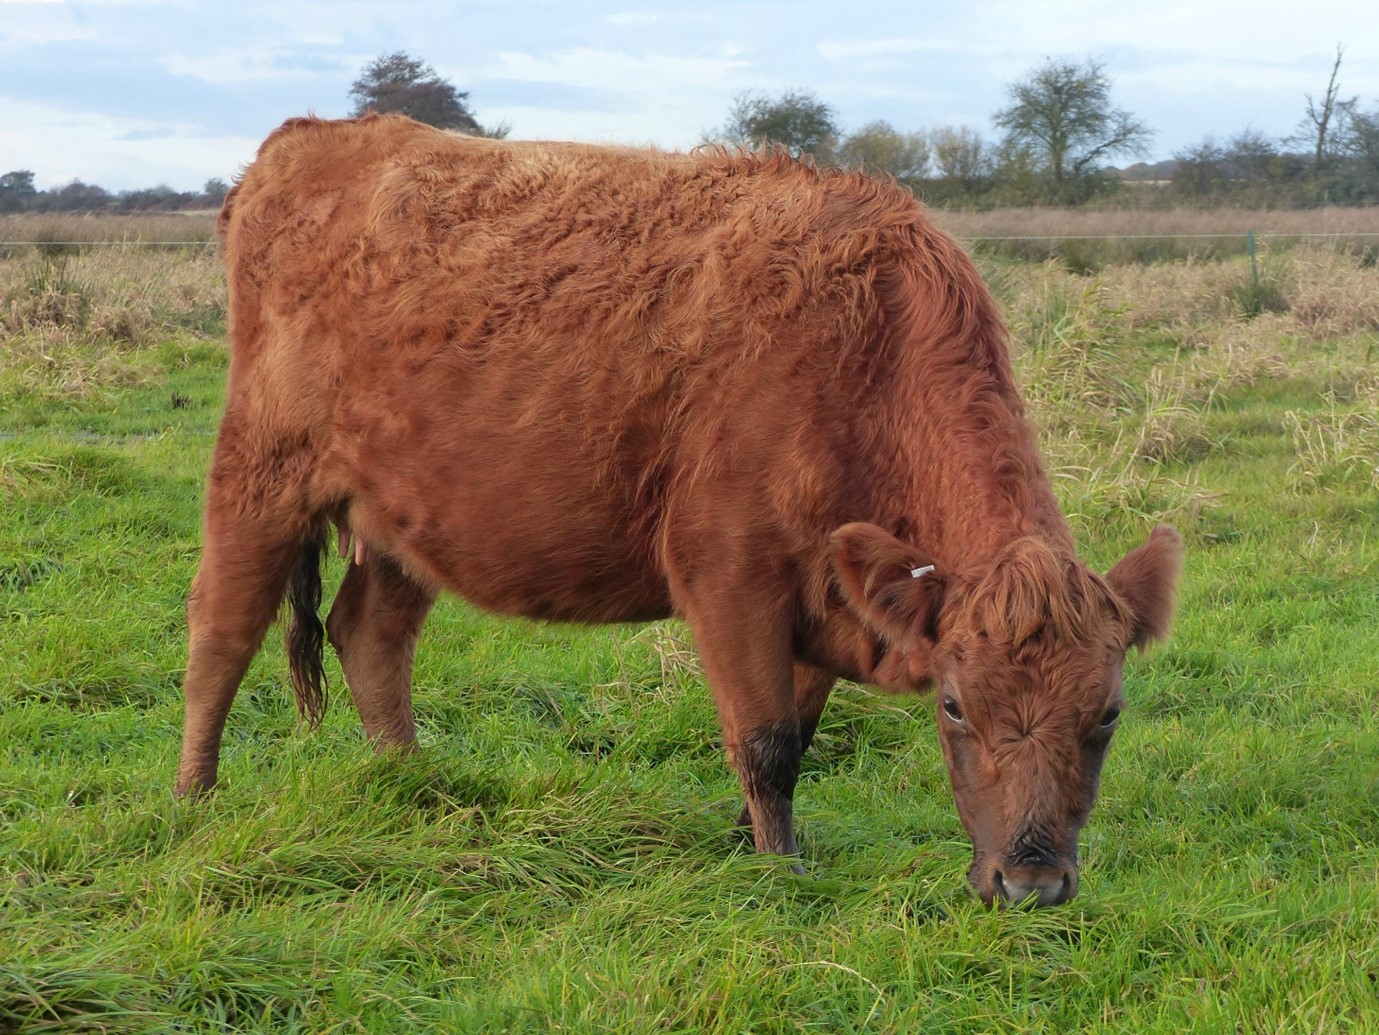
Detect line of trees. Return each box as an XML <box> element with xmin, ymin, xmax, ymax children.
<box><xmin>1164</xmin><ymin>48</ymin><xmax>1379</xmax><ymax>206</ymax></box>
<box><xmin>6</xmin><ymin>48</ymin><xmax>1378</xmax><ymax>214</ymax></box>
<box><xmin>0</xmin><ymin>171</ymin><xmax>230</xmax><ymax>215</ymax></box>
<box><xmin>710</xmin><ymin>50</ymin><xmax>1379</xmax><ymax>207</ymax></box>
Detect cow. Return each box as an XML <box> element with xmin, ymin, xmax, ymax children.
<box><xmin>177</xmin><ymin>113</ymin><xmax>1183</xmax><ymax>907</ymax></box>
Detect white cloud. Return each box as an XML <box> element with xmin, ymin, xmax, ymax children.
<box><xmin>485</xmin><ymin>47</ymin><xmax>749</xmax><ymax>91</ymax></box>
<box><xmin>606</xmin><ymin>11</ymin><xmax>659</xmax><ymax>26</ymax></box>
<box><xmin>162</xmin><ymin>47</ymin><xmax>324</xmax><ymax>84</ymax></box>
<box><xmin>0</xmin><ymin>22</ymin><xmax>96</xmax><ymax>44</ymax></box>
<box><xmin>476</xmin><ymin>46</ymin><xmax>757</xmax><ymax>148</ymax></box>
<box><xmin>0</xmin><ymin>3</ymin><xmax>96</xmax><ymax>45</ymax></box>
<box><xmin>817</xmin><ymin>38</ymin><xmax>949</xmax><ymax>62</ymax></box>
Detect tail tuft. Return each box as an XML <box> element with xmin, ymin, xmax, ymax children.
<box><xmin>285</xmin><ymin>534</ymin><xmax>327</xmax><ymax>727</ymax></box>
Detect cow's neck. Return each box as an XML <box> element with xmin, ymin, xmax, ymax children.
<box><xmin>898</xmin><ymin>331</ymin><xmax>1073</xmax><ymax>573</ymax></box>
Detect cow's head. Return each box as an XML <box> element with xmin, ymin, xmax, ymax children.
<box><xmin>830</xmin><ymin>523</ymin><xmax>1183</xmax><ymax>906</ymax></box>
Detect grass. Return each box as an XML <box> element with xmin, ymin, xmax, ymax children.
<box><xmin>2</xmin><ymin>223</ymin><xmax>1377</xmax><ymax>1032</ymax></box>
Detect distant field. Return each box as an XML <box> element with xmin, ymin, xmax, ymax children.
<box><xmin>2</xmin><ymin>224</ymin><xmax>1377</xmax><ymax>1031</ymax></box>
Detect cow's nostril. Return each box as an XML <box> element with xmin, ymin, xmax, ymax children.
<box><xmin>992</xmin><ymin>869</ymin><xmax>1009</xmax><ymax>899</ymax></box>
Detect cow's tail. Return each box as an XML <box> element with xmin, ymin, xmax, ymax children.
<box><xmin>285</xmin><ymin>529</ymin><xmax>328</xmax><ymax>728</ymax></box>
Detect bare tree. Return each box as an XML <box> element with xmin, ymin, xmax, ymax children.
<box><xmin>1295</xmin><ymin>44</ymin><xmax>1356</xmax><ymax>173</ymax></box>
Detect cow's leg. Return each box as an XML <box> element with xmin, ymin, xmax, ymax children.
<box><xmin>736</xmin><ymin>663</ymin><xmax>836</xmax><ymax>831</ymax></box>
<box><xmin>325</xmin><ymin>550</ymin><xmax>436</xmax><ymax>750</ymax></box>
<box><xmin>683</xmin><ymin>590</ymin><xmax>803</xmax><ymax>859</ymax></box>
<box><xmin>176</xmin><ymin>499</ymin><xmax>304</xmax><ymax>796</ymax></box>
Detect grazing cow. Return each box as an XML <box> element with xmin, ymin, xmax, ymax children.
<box><xmin>178</xmin><ymin>114</ymin><xmax>1183</xmax><ymax>906</ymax></box>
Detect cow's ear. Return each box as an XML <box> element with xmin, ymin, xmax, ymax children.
<box><xmin>1106</xmin><ymin>525</ymin><xmax>1184</xmax><ymax>650</ymax></box>
<box><xmin>830</xmin><ymin>523</ymin><xmax>945</xmax><ymax>645</ymax></box>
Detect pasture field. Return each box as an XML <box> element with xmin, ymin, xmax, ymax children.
<box><xmin>2</xmin><ymin>219</ymin><xmax>1378</xmax><ymax>1032</ymax></box>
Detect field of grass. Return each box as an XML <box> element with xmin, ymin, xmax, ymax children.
<box><xmin>2</xmin><ymin>219</ymin><xmax>1377</xmax><ymax>1032</ymax></box>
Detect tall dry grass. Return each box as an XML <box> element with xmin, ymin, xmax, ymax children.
<box><xmin>0</xmin><ymin>212</ymin><xmax>218</xmax><ymax>248</ymax></box>
<box><xmin>931</xmin><ymin>206</ymin><xmax>1379</xmax><ymax>266</ymax></box>
<box><xmin>996</xmin><ymin>242</ymin><xmax>1379</xmax><ymax>522</ymax></box>
<box><xmin>932</xmin><ymin>205</ymin><xmax>1379</xmax><ymax>242</ymax></box>
<box><xmin>0</xmin><ymin>244</ymin><xmax>224</xmax><ymax>401</ymax></box>
<box><xmin>1</xmin><ymin>248</ymin><xmax>223</xmax><ymax>337</ymax></box>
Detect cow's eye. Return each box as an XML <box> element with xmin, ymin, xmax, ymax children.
<box><xmin>1099</xmin><ymin>707</ymin><xmax>1121</xmax><ymax>729</ymax></box>
<box><xmin>942</xmin><ymin>697</ymin><xmax>964</xmax><ymax>724</ymax></box>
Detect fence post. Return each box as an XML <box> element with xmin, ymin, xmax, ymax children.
<box><xmin>1247</xmin><ymin>230</ymin><xmax>1260</xmax><ymax>291</ymax></box>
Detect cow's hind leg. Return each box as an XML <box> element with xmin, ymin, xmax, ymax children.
<box><xmin>325</xmin><ymin>550</ymin><xmax>437</xmax><ymax>750</ymax></box>
<box><xmin>176</xmin><ymin>501</ymin><xmax>307</xmax><ymax>796</ymax></box>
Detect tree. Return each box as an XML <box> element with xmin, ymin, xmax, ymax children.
<box><xmin>928</xmin><ymin>127</ymin><xmax>990</xmax><ymax>187</ymax></box>
<box><xmin>114</xmin><ymin>184</ymin><xmax>187</xmax><ymax>213</ymax></box>
<box><xmin>349</xmin><ymin>52</ymin><xmax>485</xmax><ymax>133</ymax></box>
<box><xmin>1294</xmin><ymin>44</ymin><xmax>1355</xmax><ymax>174</ymax></box>
<box><xmin>993</xmin><ymin>58</ymin><xmax>1152</xmax><ymax>200</ymax></box>
<box><xmin>0</xmin><ymin>169</ymin><xmax>37</xmax><ymax>213</ymax></box>
<box><xmin>1221</xmin><ymin>128</ymin><xmax>1303</xmax><ymax>185</ymax></box>
<box><xmin>201</xmin><ymin>178</ymin><xmax>230</xmax><ymax>207</ymax></box>
<box><xmin>713</xmin><ymin>90</ymin><xmax>840</xmax><ymax>161</ymax></box>
<box><xmin>836</xmin><ymin>120</ymin><xmax>929</xmax><ymax>180</ymax></box>
<box><xmin>1342</xmin><ymin>104</ymin><xmax>1379</xmax><ymax>179</ymax></box>
<box><xmin>1171</xmin><ymin>137</ymin><xmax>1231</xmax><ymax>199</ymax></box>
<box><xmin>47</xmin><ymin>180</ymin><xmax>113</xmax><ymax>212</ymax></box>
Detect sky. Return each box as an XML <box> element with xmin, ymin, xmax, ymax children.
<box><xmin>2</xmin><ymin>0</ymin><xmax>1377</xmax><ymax>192</ymax></box>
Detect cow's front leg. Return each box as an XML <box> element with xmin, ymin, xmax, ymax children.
<box><xmin>736</xmin><ymin>662</ymin><xmax>835</xmax><ymax>833</ymax></box>
<box><xmin>682</xmin><ymin>588</ymin><xmax>803</xmax><ymax>860</ymax></box>
<box><xmin>731</xmin><ymin>716</ymin><xmax>803</xmax><ymax>858</ymax></box>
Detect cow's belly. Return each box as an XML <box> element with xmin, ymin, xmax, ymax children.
<box><xmin>333</xmin><ymin>396</ymin><xmax>675</xmax><ymax>625</ymax></box>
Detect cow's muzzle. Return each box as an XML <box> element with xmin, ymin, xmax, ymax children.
<box><xmin>970</xmin><ymin>856</ymin><xmax>1078</xmax><ymax>907</ymax></box>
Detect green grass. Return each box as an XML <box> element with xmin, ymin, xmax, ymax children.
<box><xmin>2</xmin><ymin>247</ymin><xmax>1378</xmax><ymax>1032</ymax></box>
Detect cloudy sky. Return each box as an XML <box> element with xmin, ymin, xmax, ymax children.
<box><xmin>3</xmin><ymin>0</ymin><xmax>1377</xmax><ymax>192</ymax></box>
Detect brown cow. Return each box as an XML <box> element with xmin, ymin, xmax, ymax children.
<box><xmin>178</xmin><ymin>114</ymin><xmax>1183</xmax><ymax>906</ymax></box>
